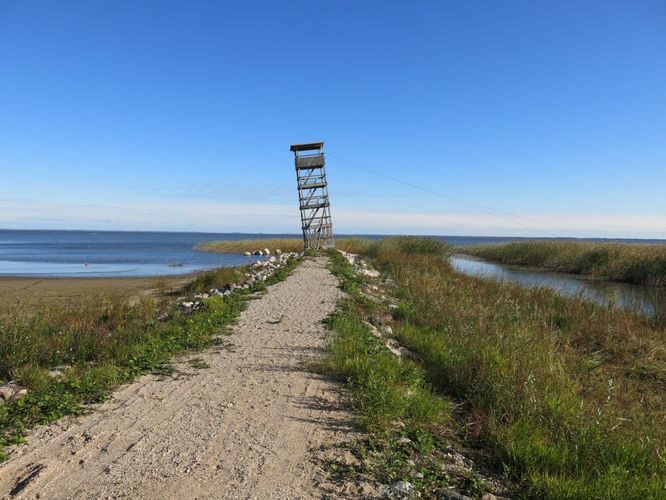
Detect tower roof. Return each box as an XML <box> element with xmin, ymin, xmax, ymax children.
<box><xmin>290</xmin><ymin>142</ymin><xmax>324</xmax><ymax>152</ymax></box>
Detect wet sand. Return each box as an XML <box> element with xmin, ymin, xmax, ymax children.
<box><xmin>0</xmin><ymin>274</ymin><xmax>194</xmax><ymax>313</ymax></box>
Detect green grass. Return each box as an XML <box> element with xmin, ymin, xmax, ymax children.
<box><xmin>341</xmin><ymin>237</ymin><xmax>666</xmax><ymax>498</ymax></box>
<box><xmin>465</xmin><ymin>240</ymin><xmax>666</xmax><ymax>286</ymax></box>
<box><xmin>315</xmin><ymin>247</ymin><xmax>504</xmax><ymax>498</ymax></box>
<box><xmin>0</xmin><ymin>257</ymin><xmax>301</xmax><ymax>461</ymax></box>
<box><xmin>186</xmin><ymin>266</ymin><xmax>246</xmax><ymax>293</ymax></box>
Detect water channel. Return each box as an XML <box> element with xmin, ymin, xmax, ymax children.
<box><xmin>450</xmin><ymin>255</ymin><xmax>664</xmax><ymax>318</ymax></box>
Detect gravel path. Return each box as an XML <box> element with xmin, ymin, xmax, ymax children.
<box><xmin>0</xmin><ymin>258</ymin><xmax>363</xmax><ymax>499</ymax></box>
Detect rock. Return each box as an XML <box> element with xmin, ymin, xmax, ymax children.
<box><xmin>11</xmin><ymin>385</ymin><xmax>28</xmax><ymax>399</ymax></box>
<box><xmin>441</xmin><ymin>489</ymin><xmax>472</xmax><ymax>500</ymax></box>
<box><xmin>253</xmin><ymin>250</ymin><xmax>263</xmax><ymax>256</ymax></box>
<box><xmin>48</xmin><ymin>365</ymin><xmax>71</xmax><ymax>378</ymax></box>
<box><xmin>243</xmin><ymin>251</ymin><xmax>251</xmax><ymax>256</ymax></box>
<box><xmin>481</xmin><ymin>494</ymin><xmax>498</xmax><ymax>500</ymax></box>
<box><xmin>398</xmin><ymin>347</ymin><xmax>414</xmax><ymax>359</ymax></box>
<box><xmin>385</xmin><ymin>339</ymin><xmax>403</xmax><ymax>357</ymax></box>
<box><xmin>389</xmin><ymin>480</ymin><xmax>414</xmax><ymax>497</ymax></box>
<box><xmin>369</xmin><ymin>313</ymin><xmax>386</xmax><ymax>326</ymax></box>
<box><xmin>0</xmin><ymin>386</ymin><xmax>15</xmax><ymax>400</ymax></box>
<box><xmin>410</xmin><ymin>471</ymin><xmax>424</xmax><ymax>479</ymax></box>
<box><xmin>368</xmin><ymin>324</ymin><xmax>382</xmax><ymax>339</ymax></box>
<box><xmin>396</xmin><ymin>437</ymin><xmax>412</xmax><ymax>445</ymax></box>
<box><xmin>275</xmin><ymin>249</ymin><xmax>282</xmax><ymax>255</ymax></box>
<box><xmin>263</xmin><ymin>248</ymin><xmax>270</xmax><ymax>255</ymax></box>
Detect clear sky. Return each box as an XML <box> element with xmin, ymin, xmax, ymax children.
<box><xmin>1</xmin><ymin>1</ymin><xmax>664</xmax><ymax>238</ymax></box>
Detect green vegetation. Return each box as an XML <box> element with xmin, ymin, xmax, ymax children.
<box><xmin>466</xmin><ymin>240</ymin><xmax>666</xmax><ymax>286</ymax></box>
<box><xmin>197</xmin><ymin>237</ymin><xmax>373</xmax><ymax>255</ymax></box>
<box><xmin>324</xmin><ymin>237</ymin><xmax>665</xmax><ymax>498</ymax></box>
<box><xmin>0</xmin><ymin>258</ymin><xmax>300</xmax><ymax>461</ymax></box>
<box><xmin>186</xmin><ymin>266</ymin><xmax>245</xmax><ymax>293</ymax></box>
<box><xmin>318</xmin><ymin>248</ymin><xmax>496</xmax><ymax>498</ymax></box>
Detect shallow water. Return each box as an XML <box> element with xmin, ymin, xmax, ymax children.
<box><xmin>0</xmin><ymin>230</ymin><xmax>280</xmax><ymax>277</ymax></box>
<box><xmin>450</xmin><ymin>255</ymin><xmax>664</xmax><ymax>317</ymax></box>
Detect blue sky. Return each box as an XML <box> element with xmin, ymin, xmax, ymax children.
<box><xmin>1</xmin><ymin>1</ymin><xmax>664</xmax><ymax>238</ymax></box>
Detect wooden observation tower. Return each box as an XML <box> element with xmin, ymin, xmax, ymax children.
<box><xmin>290</xmin><ymin>142</ymin><xmax>335</xmax><ymax>249</ymax></box>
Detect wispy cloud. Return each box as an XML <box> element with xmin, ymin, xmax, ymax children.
<box><xmin>0</xmin><ymin>198</ymin><xmax>664</xmax><ymax>239</ymax></box>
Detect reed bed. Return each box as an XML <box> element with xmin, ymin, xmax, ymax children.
<box><xmin>465</xmin><ymin>240</ymin><xmax>666</xmax><ymax>286</ymax></box>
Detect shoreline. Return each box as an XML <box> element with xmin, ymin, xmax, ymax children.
<box><xmin>0</xmin><ymin>274</ymin><xmax>196</xmax><ymax>313</ymax></box>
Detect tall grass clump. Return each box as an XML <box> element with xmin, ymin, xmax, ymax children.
<box><xmin>349</xmin><ymin>237</ymin><xmax>665</xmax><ymax>498</ymax></box>
<box><xmin>367</xmin><ymin>236</ymin><xmax>452</xmax><ymax>259</ymax></box>
<box><xmin>319</xmin><ymin>307</ymin><xmax>450</xmax><ymax>432</ymax></box>
<box><xmin>466</xmin><ymin>240</ymin><xmax>666</xmax><ymax>286</ymax></box>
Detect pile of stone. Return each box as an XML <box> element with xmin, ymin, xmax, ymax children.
<box><xmin>242</xmin><ymin>248</ymin><xmax>284</xmax><ymax>257</ymax></box>
<box><xmin>0</xmin><ymin>381</ymin><xmax>28</xmax><ymax>405</ymax></box>
<box><xmin>176</xmin><ymin>251</ymin><xmax>301</xmax><ymax>314</ymax></box>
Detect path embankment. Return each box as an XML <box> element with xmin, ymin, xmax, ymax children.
<box><xmin>0</xmin><ymin>258</ymin><xmax>372</xmax><ymax>498</ymax></box>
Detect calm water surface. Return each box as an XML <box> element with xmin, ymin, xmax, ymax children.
<box><xmin>2</xmin><ymin>230</ymin><xmax>663</xmax><ymax>317</ymax></box>
<box><xmin>451</xmin><ymin>255</ymin><xmax>664</xmax><ymax>317</ymax></box>
<box><xmin>0</xmin><ymin>230</ymin><xmax>296</xmax><ymax>277</ymax></box>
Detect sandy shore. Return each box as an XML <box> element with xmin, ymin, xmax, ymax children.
<box><xmin>0</xmin><ymin>257</ymin><xmax>372</xmax><ymax>498</ymax></box>
<box><xmin>0</xmin><ymin>274</ymin><xmax>195</xmax><ymax>313</ymax></box>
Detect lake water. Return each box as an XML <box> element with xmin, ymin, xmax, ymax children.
<box><xmin>0</xmin><ymin>228</ymin><xmax>663</xmax><ymax>294</ymax></box>
<box><xmin>450</xmin><ymin>255</ymin><xmax>664</xmax><ymax>318</ymax></box>
<box><xmin>0</xmin><ymin>230</ymin><xmax>292</xmax><ymax>278</ymax></box>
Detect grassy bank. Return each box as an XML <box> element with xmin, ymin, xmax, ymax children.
<box><xmin>320</xmin><ymin>247</ymin><xmax>502</xmax><ymax>498</ymax></box>
<box><xmin>0</xmin><ymin>260</ymin><xmax>299</xmax><ymax>461</ymax></box>
<box><xmin>465</xmin><ymin>240</ymin><xmax>666</xmax><ymax>286</ymax></box>
<box><xmin>197</xmin><ymin>237</ymin><xmax>372</xmax><ymax>255</ymax></box>
<box><xmin>324</xmin><ymin>237</ymin><xmax>665</xmax><ymax>498</ymax></box>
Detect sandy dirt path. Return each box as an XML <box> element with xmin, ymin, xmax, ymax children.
<box><xmin>0</xmin><ymin>258</ymin><xmax>361</xmax><ymax>499</ymax></box>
